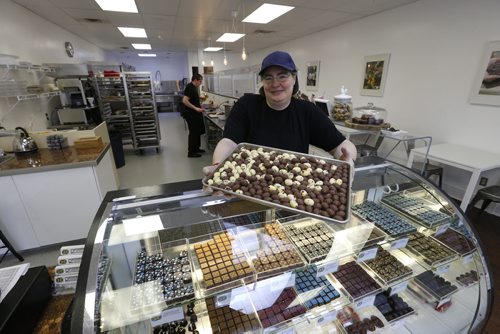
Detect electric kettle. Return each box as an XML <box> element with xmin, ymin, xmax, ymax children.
<box><xmin>13</xmin><ymin>127</ymin><xmax>38</xmax><ymax>156</ymax></box>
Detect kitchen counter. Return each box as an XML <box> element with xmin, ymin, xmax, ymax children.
<box><xmin>0</xmin><ymin>144</ymin><xmax>110</xmax><ymax>176</ymax></box>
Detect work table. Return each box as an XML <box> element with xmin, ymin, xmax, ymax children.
<box><xmin>0</xmin><ymin>144</ymin><xmax>110</xmax><ymax>176</ymax></box>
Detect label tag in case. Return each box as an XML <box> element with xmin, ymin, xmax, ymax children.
<box><xmin>463</xmin><ymin>253</ymin><xmax>474</xmax><ymax>265</ymax></box>
<box><xmin>316</xmin><ymin>260</ymin><xmax>339</xmax><ymax>278</ymax></box>
<box><xmin>389</xmin><ymin>237</ymin><xmax>409</xmax><ymax>250</ymax></box>
<box><xmin>390</xmin><ymin>281</ymin><xmax>408</xmax><ymax>296</ymax></box>
<box><xmin>216</xmin><ymin>291</ymin><xmax>232</xmax><ymax>308</ymax></box>
<box><xmin>354</xmin><ymin>294</ymin><xmax>376</xmax><ymax>309</ymax></box>
<box><xmin>357</xmin><ymin>247</ymin><xmax>378</xmax><ymax>263</ymax></box>
<box><xmin>316</xmin><ymin>310</ymin><xmax>338</xmax><ymax>326</ymax></box>
<box><xmin>435</xmin><ymin>223</ymin><xmax>450</xmax><ymax>236</ymax></box>
<box><xmin>435</xmin><ymin>263</ymin><xmax>450</xmax><ymax>274</ymax></box>
<box><xmin>151</xmin><ymin>306</ymin><xmax>184</xmax><ymax>327</ymax></box>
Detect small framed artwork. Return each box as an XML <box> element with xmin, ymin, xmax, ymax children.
<box><xmin>306</xmin><ymin>61</ymin><xmax>320</xmax><ymax>90</ymax></box>
<box><xmin>469</xmin><ymin>41</ymin><xmax>500</xmax><ymax>106</ymax></box>
<box><xmin>360</xmin><ymin>53</ymin><xmax>390</xmax><ymax>96</ymax></box>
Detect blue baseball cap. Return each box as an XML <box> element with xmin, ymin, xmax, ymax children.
<box><xmin>259</xmin><ymin>51</ymin><xmax>297</xmax><ymax>75</ymax></box>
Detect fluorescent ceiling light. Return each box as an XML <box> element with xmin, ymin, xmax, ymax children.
<box><xmin>132</xmin><ymin>43</ymin><xmax>151</xmax><ymax>50</ymax></box>
<box><xmin>204</xmin><ymin>47</ymin><xmax>223</xmax><ymax>52</ymax></box>
<box><xmin>138</xmin><ymin>54</ymin><xmax>156</xmax><ymax>57</ymax></box>
<box><xmin>118</xmin><ymin>27</ymin><xmax>147</xmax><ymax>38</ymax></box>
<box><xmin>216</xmin><ymin>33</ymin><xmax>245</xmax><ymax>43</ymax></box>
<box><xmin>95</xmin><ymin>0</ymin><xmax>138</xmax><ymax>13</ymax></box>
<box><xmin>243</xmin><ymin>3</ymin><xmax>294</xmax><ymax>24</ymax></box>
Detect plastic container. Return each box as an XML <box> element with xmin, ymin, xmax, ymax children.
<box><xmin>345</xmin><ymin>103</ymin><xmax>389</xmax><ymax>130</ymax></box>
<box><xmin>333</xmin><ymin>86</ymin><xmax>352</xmax><ymax>121</ymax></box>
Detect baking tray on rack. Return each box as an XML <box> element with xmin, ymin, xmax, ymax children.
<box><xmin>203</xmin><ymin>143</ymin><xmax>352</xmax><ymax>224</ymax></box>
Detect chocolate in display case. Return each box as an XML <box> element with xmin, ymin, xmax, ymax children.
<box><xmin>70</xmin><ymin>161</ymin><xmax>493</xmax><ymax>334</ymax></box>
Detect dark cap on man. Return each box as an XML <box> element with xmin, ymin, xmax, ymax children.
<box><xmin>259</xmin><ymin>51</ymin><xmax>297</xmax><ymax>75</ymax></box>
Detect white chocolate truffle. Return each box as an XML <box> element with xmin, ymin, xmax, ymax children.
<box><xmin>207</xmin><ymin>179</ymin><xmax>214</xmax><ymax>185</ymax></box>
<box><xmin>301</xmin><ymin>169</ymin><xmax>311</xmax><ymax>176</ymax></box>
<box><xmin>336</xmin><ymin>179</ymin><xmax>343</xmax><ymax>185</ymax></box>
<box><xmin>295</xmin><ymin>175</ymin><xmax>304</xmax><ymax>182</ymax></box>
<box><xmin>290</xmin><ymin>200</ymin><xmax>298</xmax><ymax>208</ymax></box>
<box><xmin>301</xmin><ymin>190</ymin><xmax>308</xmax><ymax>197</ymax></box>
<box><xmin>284</xmin><ymin>179</ymin><xmax>293</xmax><ymax>186</ymax></box>
<box><xmin>315</xmin><ymin>180</ymin><xmax>323</xmax><ymax>186</ymax></box>
<box><xmin>292</xmin><ymin>166</ymin><xmax>301</xmax><ymax>173</ymax></box>
<box><xmin>269</xmin><ymin>185</ymin><xmax>277</xmax><ymax>192</ymax></box>
<box><xmin>304</xmin><ymin>198</ymin><xmax>314</xmax><ymax>206</ymax></box>
<box><xmin>329</xmin><ymin>178</ymin><xmax>336</xmax><ymax>184</ymax></box>
<box><xmin>235</xmin><ymin>189</ymin><xmax>243</xmax><ymax>194</ymax></box>
<box><xmin>331</xmin><ymin>165</ymin><xmax>338</xmax><ymax>171</ymax></box>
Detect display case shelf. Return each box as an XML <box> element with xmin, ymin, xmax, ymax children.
<box><xmin>70</xmin><ymin>162</ymin><xmax>493</xmax><ymax>334</ymax></box>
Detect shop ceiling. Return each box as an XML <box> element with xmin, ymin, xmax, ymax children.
<box><xmin>13</xmin><ymin>0</ymin><xmax>418</xmax><ymax>56</ymax></box>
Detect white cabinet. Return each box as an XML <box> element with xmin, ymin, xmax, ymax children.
<box><xmin>0</xmin><ymin>176</ymin><xmax>39</xmax><ymax>250</ymax></box>
<box><xmin>0</xmin><ymin>149</ymin><xmax>118</xmax><ymax>250</ymax></box>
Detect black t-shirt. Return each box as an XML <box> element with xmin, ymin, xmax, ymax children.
<box><xmin>223</xmin><ymin>94</ymin><xmax>345</xmax><ymax>154</ymax></box>
<box><xmin>183</xmin><ymin>82</ymin><xmax>200</xmax><ymax>112</ymax></box>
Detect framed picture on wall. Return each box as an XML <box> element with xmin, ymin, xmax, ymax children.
<box><xmin>469</xmin><ymin>41</ymin><xmax>500</xmax><ymax>106</ymax></box>
<box><xmin>360</xmin><ymin>53</ymin><xmax>390</xmax><ymax>96</ymax></box>
<box><xmin>306</xmin><ymin>61</ymin><xmax>320</xmax><ymax>90</ymax></box>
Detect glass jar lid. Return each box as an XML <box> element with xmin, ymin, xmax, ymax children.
<box><xmin>353</xmin><ymin>102</ymin><xmax>386</xmax><ymax>112</ymax></box>
<box><xmin>334</xmin><ymin>86</ymin><xmax>351</xmax><ymax>101</ymax></box>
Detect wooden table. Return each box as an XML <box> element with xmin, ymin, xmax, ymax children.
<box><xmin>407</xmin><ymin>143</ymin><xmax>500</xmax><ymax>211</ymax></box>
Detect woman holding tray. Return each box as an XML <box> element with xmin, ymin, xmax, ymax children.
<box><xmin>205</xmin><ymin>51</ymin><xmax>356</xmax><ymax>172</ymax></box>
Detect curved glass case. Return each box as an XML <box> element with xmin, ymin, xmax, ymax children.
<box><xmin>70</xmin><ymin>163</ymin><xmax>493</xmax><ymax>334</ymax></box>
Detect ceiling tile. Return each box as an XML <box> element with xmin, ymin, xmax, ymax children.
<box><xmin>136</xmin><ymin>0</ymin><xmax>180</xmax><ymax>15</ymax></box>
<box><xmin>62</xmin><ymin>8</ymin><xmax>107</xmax><ymax>21</ymax></box>
<box><xmin>49</xmin><ymin>0</ymin><xmax>100</xmax><ymax>10</ymax></box>
<box><xmin>105</xmin><ymin>12</ymin><xmax>144</xmax><ymax>27</ymax></box>
<box><xmin>142</xmin><ymin>14</ymin><xmax>176</xmax><ymax>30</ymax></box>
<box><xmin>13</xmin><ymin>0</ymin><xmax>54</xmax><ymax>7</ymax></box>
<box><xmin>23</xmin><ymin>6</ymin><xmax>81</xmax><ymax>26</ymax></box>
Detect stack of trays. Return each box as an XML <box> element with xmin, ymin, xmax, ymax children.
<box><xmin>352</xmin><ymin>201</ymin><xmax>417</xmax><ymax>237</ymax></box>
<box><xmin>412</xmin><ymin>270</ymin><xmax>458</xmax><ymax>301</ymax></box>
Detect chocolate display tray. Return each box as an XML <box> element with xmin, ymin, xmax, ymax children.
<box><xmin>203</xmin><ymin>143</ymin><xmax>352</xmax><ymax>225</ymax></box>
<box><xmin>360</xmin><ymin>249</ymin><xmax>413</xmax><ymax>286</ymax></box>
<box><xmin>409</xmin><ymin>275</ymin><xmax>458</xmax><ymax>302</ymax></box>
<box><xmin>381</xmin><ymin>192</ymin><xmax>452</xmax><ymax>229</ymax></box>
<box><xmin>431</xmin><ymin>228</ymin><xmax>477</xmax><ymax>257</ymax></box>
<box><xmin>403</xmin><ymin>233</ymin><xmax>457</xmax><ymax>269</ymax></box>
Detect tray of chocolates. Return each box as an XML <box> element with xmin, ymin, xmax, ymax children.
<box><xmin>336</xmin><ymin>306</ymin><xmax>385</xmax><ymax>334</ymax></box>
<box><xmin>294</xmin><ymin>267</ymin><xmax>344</xmax><ymax>310</ymax></box>
<box><xmin>282</xmin><ymin>219</ymin><xmax>336</xmax><ymax>263</ymax></box>
<box><xmin>404</xmin><ymin>232</ymin><xmax>457</xmax><ymax>268</ymax></box>
<box><xmin>362</xmin><ymin>247</ymin><xmax>413</xmax><ymax>285</ymax></box>
<box><xmin>374</xmin><ymin>290</ymin><xmax>415</xmax><ymax>323</ymax></box>
<box><xmin>381</xmin><ymin>193</ymin><xmax>453</xmax><ymax>228</ymax></box>
<box><xmin>332</xmin><ymin>261</ymin><xmax>382</xmax><ymax>301</ymax></box>
<box><xmin>254</xmin><ymin>287</ymin><xmax>307</xmax><ymax>329</ymax></box>
<box><xmin>191</xmin><ymin>232</ymin><xmax>254</xmax><ymax>294</ymax></box>
<box><xmin>352</xmin><ymin>201</ymin><xmax>417</xmax><ymax>238</ymax></box>
<box><xmin>411</xmin><ymin>270</ymin><xmax>458</xmax><ymax>301</ymax></box>
<box><xmin>205</xmin><ymin>296</ymin><xmax>261</xmax><ymax>333</ymax></box>
<box><xmin>248</xmin><ymin>222</ymin><xmax>305</xmax><ymax>279</ymax></box>
<box><xmin>133</xmin><ymin>247</ymin><xmax>195</xmax><ymax>309</ymax></box>
<box><xmin>432</xmin><ymin>228</ymin><xmax>476</xmax><ymax>256</ymax></box>
<box><xmin>151</xmin><ymin>301</ymin><xmax>200</xmax><ymax>334</ymax></box>
<box><xmin>203</xmin><ymin>143</ymin><xmax>352</xmax><ymax>224</ymax></box>
<box><xmin>456</xmin><ymin>270</ymin><xmax>479</xmax><ymax>287</ymax></box>
<box><xmin>158</xmin><ymin>220</ymin><xmax>223</xmax><ymax>243</ymax></box>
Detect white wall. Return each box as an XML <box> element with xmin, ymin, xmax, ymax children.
<box><xmin>107</xmin><ymin>51</ymin><xmax>189</xmax><ymax>81</ymax></box>
<box><xmin>188</xmin><ymin>0</ymin><xmax>500</xmax><ymax>207</ymax></box>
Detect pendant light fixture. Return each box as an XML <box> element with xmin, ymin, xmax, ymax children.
<box><xmin>241</xmin><ymin>1</ymin><xmax>247</xmax><ymax>61</ymax></box>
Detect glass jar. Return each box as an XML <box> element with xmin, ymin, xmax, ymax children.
<box><xmin>350</xmin><ymin>102</ymin><xmax>387</xmax><ymax>126</ymax></box>
<box><xmin>333</xmin><ymin>86</ymin><xmax>352</xmax><ymax>121</ymax></box>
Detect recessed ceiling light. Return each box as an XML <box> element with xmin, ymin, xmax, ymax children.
<box><xmin>204</xmin><ymin>47</ymin><xmax>223</xmax><ymax>52</ymax></box>
<box><xmin>118</xmin><ymin>27</ymin><xmax>147</xmax><ymax>38</ymax></box>
<box><xmin>216</xmin><ymin>33</ymin><xmax>245</xmax><ymax>43</ymax></box>
<box><xmin>132</xmin><ymin>43</ymin><xmax>151</xmax><ymax>50</ymax></box>
<box><xmin>243</xmin><ymin>3</ymin><xmax>294</xmax><ymax>24</ymax></box>
<box><xmin>95</xmin><ymin>0</ymin><xmax>138</xmax><ymax>13</ymax></box>
<box><xmin>138</xmin><ymin>54</ymin><xmax>156</xmax><ymax>57</ymax></box>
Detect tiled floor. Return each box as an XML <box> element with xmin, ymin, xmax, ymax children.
<box><xmin>0</xmin><ymin>112</ymin><xmax>211</xmax><ymax>268</ymax></box>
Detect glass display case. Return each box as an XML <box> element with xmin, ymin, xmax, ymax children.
<box><xmin>69</xmin><ymin>163</ymin><xmax>493</xmax><ymax>334</ymax></box>
<box><xmin>345</xmin><ymin>103</ymin><xmax>389</xmax><ymax>130</ymax></box>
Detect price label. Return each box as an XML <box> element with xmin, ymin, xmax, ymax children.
<box><xmin>150</xmin><ymin>306</ymin><xmax>184</xmax><ymax>327</ymax></box>
<box><xmin>463</xmin><ymin>253</ymin><xmax>474</xmax><ymax>265</ymax></box>
<box><xmin>216</xmin><ymin>291</ymin><xmax>231</xmax><ymax>307</ymax></box>
<box><xmin>357</xmin><ymin>247</ymin><xmax>378</xmax><ymax>263</ymax></box>
<box><xmin>435</xmin><ymin>263</ymin><xmax>451</xmax><ymax>274</ymax></box>
<box><xmin>316</xmin><ymin>310</ymin><xmax>338</xmax><ymax>326</ymax></box>
<box><xmin>354</xmin><ymin>294</ymin><xmax>376</xmax><ymax>309</ymax></box>
<box><xmin>316</xmin><ymin>260</ymin><xmax>339</xmax><ymax>278</ymax></box>
<box><xmin>390</xmin><ymin>281</ymin><xmax>408</xmax><ymax>296</ymax></box>
<box><xmin>390</xmin><ymin>237</ymin><xmax>409</xmax><ymax>250</ymax></box>
<box><xmin>437</xmin><ymin>296</ymin><xmax>452</xmax><ymax>309</ymax></box>
<box><xmin>435</xmin><ymin>223</ymin><xmax>450</xmax><ymax>236</ymax></box>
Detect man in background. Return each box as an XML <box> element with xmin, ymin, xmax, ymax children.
<box><xmin>182</xmin><ymin>74</ymin><xmax>206</xmax><ymax>158</ymax></box>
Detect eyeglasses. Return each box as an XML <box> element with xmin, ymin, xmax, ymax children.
<box><xmin>262</xmin><ymin>72</ymin><xmax>292</xmax><ymax>84</ymax></box>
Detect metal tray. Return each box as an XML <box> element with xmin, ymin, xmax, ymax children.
<box><xmin>203</xmin><ymin>143</ymin><xmax>352</xmax><ymax>224</ymax></box>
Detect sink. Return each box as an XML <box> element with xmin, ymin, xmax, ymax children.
<box><xmin>0</xmin><ymin>155</ymin><xmax>14</xmax><ymax>165</ymax></box>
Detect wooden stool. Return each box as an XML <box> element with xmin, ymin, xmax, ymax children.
<box><xmin>0</xmin><ymin>230</ymin><xmax>24</xmax><ymax>263</ymax></box>
<box><xmin>470</xmin><ymin>185</ymin><xmax>500</xmax><ymax>214</ymax></box>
